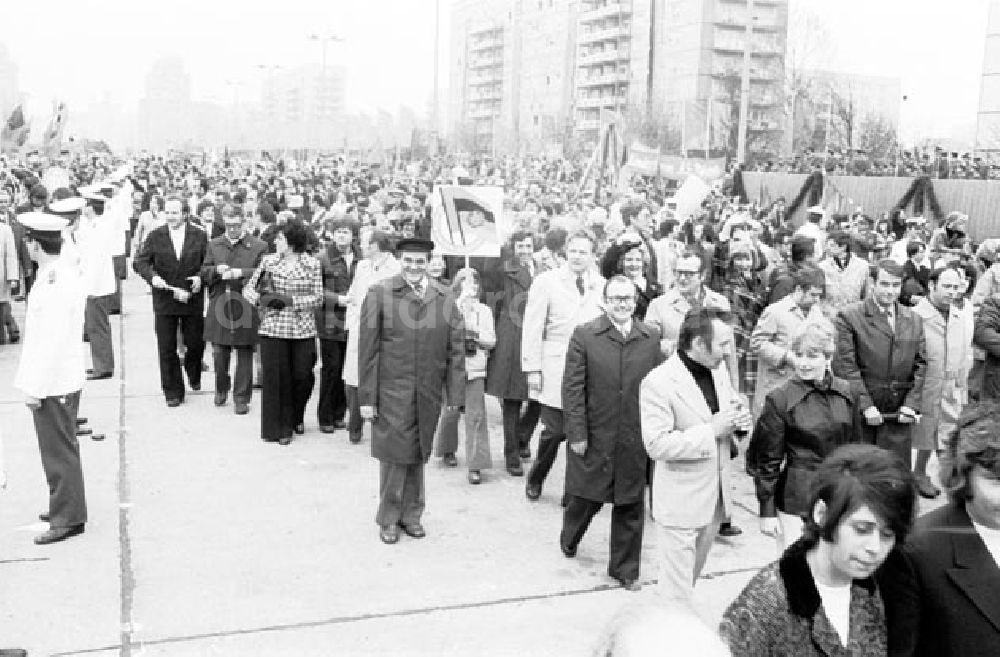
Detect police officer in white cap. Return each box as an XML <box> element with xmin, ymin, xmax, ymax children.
<box><xmin>13</xmin><ymin>211</ymin><xmax>89</xmax><ymax>544</ymax></box>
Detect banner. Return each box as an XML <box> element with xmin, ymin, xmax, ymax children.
<box><xmin>42</xmin><ymin>101</ymin><xmax>68</xmax><ymax>157</ymax></box>
<box><xmin>1</xmin><ymin>104</ymin><xmax>30</xmax><ymax>154</ymax></box>
<box><xmin>430</xmin><ymin>185</ymin><xmax>505</xmax><ymax>257</ymax></box>
<box><xmin>625</xmin><ymin>140</ymin><xmax>726</xmax><ymax>181</ymax></box>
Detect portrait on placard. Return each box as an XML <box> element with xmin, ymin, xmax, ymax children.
<box><xmin>430</xmin><ymin>185</ymin><xmax>505</xmax><ymax>257</ymax></box>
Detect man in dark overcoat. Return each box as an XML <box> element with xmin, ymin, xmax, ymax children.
<box><xmin>358</xmin><ymin>237</ymin><xmax>465</xmax><ymax>545</ymax></box>
<box><xmin>832</xmin><ymin>260</ymin><xmax>926</xmax><ymax>469</ymax></box>
<box><xmin>484</xmin><ymin>230</ymin><xmax>540</xmax><ymax>476</ymax></box>
<box><xmin>200</xmin><ymin>208</ymin><xmax>267</xmax><ymax>414</ymax></box>
<box><xmin>559</xmin><ymin>275</ymin><xmax>663</xmax><ymax>590</ymax></box>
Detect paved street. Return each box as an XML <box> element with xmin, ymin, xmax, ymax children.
<box><xmin>0</xmin><ymin>276</ymin><xmax>942</xmax><ymax>656</ymax></box>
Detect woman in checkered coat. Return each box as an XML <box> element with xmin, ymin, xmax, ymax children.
<box><xmin>244</xmin><ymin>220</ymin><xmax>323</xmax><ymax>445</ymax></box>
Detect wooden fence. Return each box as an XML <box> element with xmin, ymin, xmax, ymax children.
<box><xmin>742</xmin><ymin>173</ymin><xmax>1000</xmax><ymax>241</ymax></box>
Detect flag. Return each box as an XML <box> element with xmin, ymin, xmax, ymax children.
<box><xmin>1</xmin><ymin>104</ymin><xmax>30</xmax><ymax>154</ymax></box>
<box><xmin>42</xmin><ymin>101</ymin><xmax>68</xmax><ymax>157</ymax></box>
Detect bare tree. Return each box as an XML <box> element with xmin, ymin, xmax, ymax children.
<box><xmin>784</xmin><ymin>2</ymin><xmax>835</xmax><ymax>155</ymax></box>
<box><xmin>857</xmin><ymin>112</ymin><xmax>899</xmax><ymax>160</ymax></box>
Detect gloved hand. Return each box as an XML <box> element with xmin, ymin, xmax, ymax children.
<box><xmin>264</xmin><ymin>293</ymin><xmax>292</xmax><ymax>310</ymax></box>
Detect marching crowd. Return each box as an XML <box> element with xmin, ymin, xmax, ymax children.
<box><xmin>2</xmin><ymin>150</ymin><xmax>1000</xmax><ymax>656</ymax></box>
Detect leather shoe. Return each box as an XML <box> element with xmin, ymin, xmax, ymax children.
<box><xmin>278</xmin><ymin>435</ymin><xmax>292</xmax><ymax>446</ymax></box>
<box><xmin>617</xmin><ymin>578</ymin><xmax>641</xmax><ymax>592</ymax></box>
<box><xmin>189</xmin><ymin>381</ymin><xmax>201</xmax><ymax>392</ymax></box>
<box><xmin>442</xmin><ymin>453</ymin><xmax>458</xmax><ymax>467</ymax></box>
<box><xmin>76</xmin><ymin>417</ymin><xmax>88</xmax><ymax>425</ymax></box>
<box><xmin>333</xmin><ymin>419</ymin><xmax>347</xmax><ymax>429</ymax></box>
<box><xmin>506</xmin><ymin>463</ymin><xmax>524</xmax><ymax>477</ymax></box>
<box><xmin>234</xmin><ymin>402</ymin><xmax>249</xmax><ymax>415</ymax></box>
<box><xmin>468</xmin><ymin>470</ymin><xmax>482</xmax><ymax>485</ymax></box>
<box><xmin>519</xmin><ymin>446</ymin><xmax>531</xmax><ymax>459</ymax></box>
<box><xmin>0</xmin><ymin>649</ymin><xmax>27</xmax><ymax>656</ymax></box>
<box><xmin>718</xmin><ymin>522</ymin><xmax>743</xmax><ymax>538</ymax></box>
<box><xmin>915</xmin><ymin>473</ymin><xmax>941</xmax><ymax>499</ymax></box>
<box><xmin>166</xmin><ymin>398</ymin><xmax>183</xmax><ymax>408</ymax></box>
<box><xmin>86</xmin><ymin>371</ymin><xmax>112</xmax><ymax>381</ymax></box>
<box><xmin>379</xmin><ymin>525</ymin><xmax>400</xmax><ymax>544</ymax></box>
<box><xmin>349</xmin><ymin>431</ymin><xmax>362</xmax><ymax>444</ymax></box>
<box><xmin>319</xmin><ymin>425</ymin><xmax>336</xmax><ymax>434</ymax></box>
<box><xmin>560</xmin><ymin>540</ymin><xmax>576</xmax><ymax>558</ymax></box>
<box><xmin>525</xmin><ymin>483</ymin><xmax>541</xmax><ymax>501</ymax></box>
<box><xmin>214</xmin><ymin>392</ymin><xmax>228</xmax><ymax>407</ymax></box>
<box><xmin>294</xmin><ymin>423</ymin><xmax>305</xmax><ymax>435</ymax></box>
<box><xmin>34</xmin><ymin>524</ymin><xmax>84</xmax><ymax>545</ymax></box>
<box><xmin>398</xmin><ymin>522</ymin><xmax>426</xmax><ymax>539</ymax></box>
<box><xmin>76</xmin><ymin>427</ymin><xmax>93</xmax><ymax>437</ymax></box>
<box><xmin>39</xmin><ymin>512</ymin><xmax>49</xmax><ymax>522</ymax></box>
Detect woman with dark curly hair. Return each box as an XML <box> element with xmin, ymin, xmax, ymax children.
<box><xmin>721</xmin><ymin>444</ymin><xmax>917</xmax><ymax>657</ymax></box>
<box><xmin>244</xmin><ymin>219</ymin><xmax>323</xmax><ymax>445</ymax></box>
<box><xmin>599</xmin><ymin>236</ymin><xmax>662</xmax><ymax>320</ymax></box>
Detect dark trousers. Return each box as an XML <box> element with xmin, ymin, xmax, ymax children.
<box><xmin>375</xmin><ymin>462</ymin><xmax>425</xmax><ymax>527</ymax></box>
<box><xmin>259</xmin><ymin>336</ymin><xmax>316</xmax><ymax>441</ymax></box>
<box><xmin>862</xmin><ymin>422</ymin><xmax>913</xmax><ymax>469</ymax></box>
<box><xmin>154</xmin><ymin>313</ymin><xmax>205</xmax><ymax>401</ymax></box>
<box><xmin>527</xmin><ymin>404</ymin><xmax>565</xmax><ymax>488</ymax></box>
<box><xmin>0</xmin><ymin>300</ymin><xmax>18</xmax><ymax>342</ymax></box>
<box><xmin>345</xmin><ymin>385</ymin><xmax>363</xmax><ymax>440</ymax></box>
<box><xmin>85</xmin><ymin>295</ymin><xmax>114</xmax><ymax>375</ymax></box>
<box><xmin>107</xmin><ymin>255</ymin><xmax>127</xmax><ymax>314</ymax></box>
<box><xmin>213</xmin><ymin>344</ymin><xmax>254</xmax><ymax>403</ymax></box>
<box><xmin>32</xmin><ymin>390</ymin><xmax>87</xmax><ymax>528</ymax></box>
<box><xmin>501</xmin><ymin>398</ymin><xmax>541</xmax><ymax>466</ymax></box>
<box><xmin>560</xmin><ymin>495</ymin><xmax>644</xmax><ymax>581</ymax></box>
<box><xmin>317</xmin><ymin>338</ymin><xmax>348</xmax><ymax>426</ymax></box>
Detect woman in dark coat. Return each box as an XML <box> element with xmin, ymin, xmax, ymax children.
<box><xmin>746</xmin><ymin>317</ymin><xmax>860</xmax><ymax>548</ymax></box>
<box><xmin>722</xmin><ymin>444</ymin><xmax>917</xmax><ymax>657</ymax></box>
<box><xmin>484</xmin><ymin>231</ymin><xmax>541</xmax><ymax>476</ymax></box>
<box><xmin>559</xmin><ymin>276</ymin><xmax>664</xmax><ymax>590</ymax></box>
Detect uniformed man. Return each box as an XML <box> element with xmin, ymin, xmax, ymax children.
<box><xmin>13</xmin><ymin>212</ymin><xmax>89</xmax><ymax>545</ymax></box>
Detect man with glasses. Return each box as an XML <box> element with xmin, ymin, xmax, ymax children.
<box><xmin>559</xmin><ymin>275</ymin><xmax>663</xmax><ymax>591</ymax></box>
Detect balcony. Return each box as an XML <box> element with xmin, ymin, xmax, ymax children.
<box><xmin>470</xmin><ymin>36</ymin><xmax>503</xmax><ymax>52</ymax></box>
<box><xmin>578</xmin><ymin>47</ymin><xmax>630</xmax><ymax>67</ymax></box>
<box><xmin>748</xmin><ymin>119</ymin><xmax>782</xmax><ymax>132</ymax></box>
<box><xmin>469</xmin><ymin>88</ymin><xmax>502</xmax><ymax>102</ymax></box>
<box><xmin>577</xmin><ymin>72</ymin><xmax>626</xmax><ymax>87</ymax></box>
<box><xmin>578</xmin><ymin>24</ymin><xmax>630</xmax><ymax>45</ymax></box>
<box><xmin>580</xmin><ymin>1</ymin><xmax>632</xmax><ymax>22</ymax></box>
<box><xmin>576</xmin><ymin>119</ymin><xmax>601</xmax><ymax>131</ymax></box>
<box><xmin>750</xmin><ymin>92</ymin><xmax>780</xmax><ymax>106</ymax></box>
<box><xmin>576</xmin><ymin>94</ymin><xmax>627</xmax><ymax>109</ymax></box>
<box><xmin>750</xmin><ymin>65</ymin><xmax>782</xmax><ymax>80</ymax></box>
<box><xmin>469</xmin><ymin>55</ymin><xmax>503</xmax><ymax>69</ymax></box>
<box><xmin>469</xmin><ymin>105</ymin><xmax>500</xmax><ymax>120</ymax></box>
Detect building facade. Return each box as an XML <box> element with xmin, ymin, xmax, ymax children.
<box><xmin>977</xmin><ymin>0</ymin><xmax>1000</xmax><ymax>152</ymax></box>
<box><xmin>0</xmin><ymin>43</ymin><xmax>18</xmax><ymax>121</ymax></box>
<box><xmin>449</xmin><ymin>0</ymin><xmax>578</xmax><ymax>155</ymax></box>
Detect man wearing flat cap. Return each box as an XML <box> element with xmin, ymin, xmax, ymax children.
<box><xmin>358</xmin><ymin>237</ymin><xmax>465</xmax><ymax>544</ymax></box>
<box><xmin>13</xmin><ymin>212</ymin><xmax>89</xmax><ymax>545</ymax></box>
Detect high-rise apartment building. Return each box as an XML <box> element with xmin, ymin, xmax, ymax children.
<box><xmin>259</xmin><ymin>64</ymin><xmax>346</xmax><ymax>150</ymax></box>
<box><xmin>0</xmin><ymin>43</ymin><xmax>19</xmax><ymax>120</ymax></box>
<box><xmin>450</xmin><ymin>0</ymin><xmax>578</xmax><ymax>155</ymax></box>
<box><xmin>977</xmin><ymin>0</ymin><xmax>1000</xmax><ymax>151</ymax></box>
<box><xmin>450</xmin><ymin>0</ymin><xmax>788</xmax><ymax>157</ymax></box>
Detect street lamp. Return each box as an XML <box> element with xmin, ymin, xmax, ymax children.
<box><xmin>308</xmin><ymin>34</ymin><xmax>345</xmax><ymax>153</ymax></box>
<box><xmin>256</xmin><ymin>64</ymin><xmax>284</xmax><ymax>150</ymax></box>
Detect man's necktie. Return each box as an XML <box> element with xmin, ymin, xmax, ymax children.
<box><xmin>413</xmin><ymin>282</ymin><xmax>424</xmax><ymax>298</ymax></box>
<box><xmin>576</xmin><ymin>276</ymin><xmax>585</xmax><ymax>296</ymax></box>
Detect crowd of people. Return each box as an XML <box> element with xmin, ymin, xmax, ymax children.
<box><xmin>1</xmin><ymin>148</ymin><xmax>999</xmax><ymax>656</ymax></box>
<box><xmin>749</xmin><ymin>147</ymin><xmax>1000</xmax><ymax>179</ymax></box>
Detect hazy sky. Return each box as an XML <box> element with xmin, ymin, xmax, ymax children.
<box><xmin>0</xmin><ymin>0</ymin><xmax>992</xmax><ymax>142</ymax></box>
